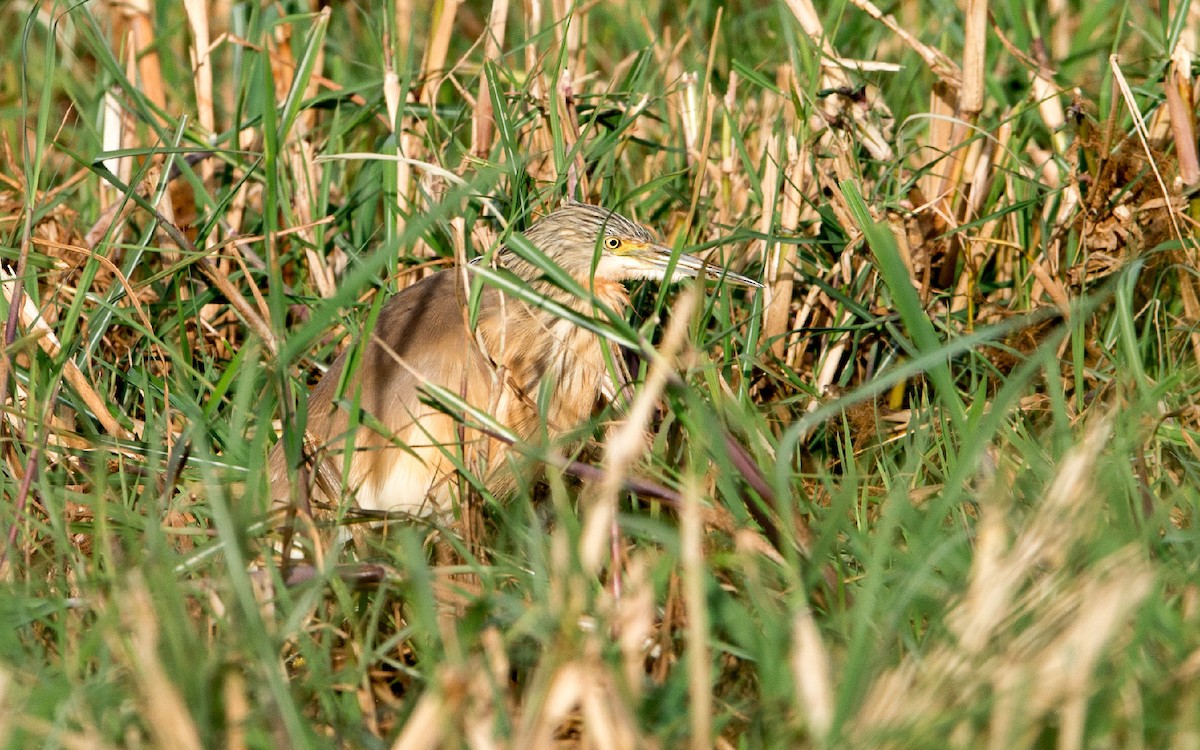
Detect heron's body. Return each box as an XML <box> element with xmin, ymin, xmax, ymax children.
<box><xmin>267</xmin><ymin>203</ymin><xmax>758</xmax><ymax>518</ymax></box>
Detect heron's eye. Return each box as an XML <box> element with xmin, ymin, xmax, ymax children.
<box><xmin>603</xmin><ymin>236</ymin><xmax>622</xmax><ymax>251</ymax></box>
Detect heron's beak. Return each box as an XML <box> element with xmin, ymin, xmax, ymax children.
<box><xmin>639</xmin><ymin>244</ymin><xmax>763</xmax><ymax>288</ymax></box>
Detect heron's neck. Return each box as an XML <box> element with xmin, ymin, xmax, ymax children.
<box><xmin>501</xmin><ymin>255</ymin><xmax>631</xmax><ymax>315</ymax></box>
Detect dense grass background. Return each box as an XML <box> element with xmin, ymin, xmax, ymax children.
<box><xmin>1</xmin><ymin>0</ymin><xmax>1198</xmax><ymax>747</ymax></box>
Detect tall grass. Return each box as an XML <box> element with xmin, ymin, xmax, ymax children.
<box><xmin>0</xmin><ymin>0</ymin><xmax>1197</xmax><ymax>747</ymax></box>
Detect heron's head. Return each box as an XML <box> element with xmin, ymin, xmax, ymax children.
<box><xmin>520</xmin><ymin>202</ymin><xmax>762</xmax><ymax>289</ymax></box>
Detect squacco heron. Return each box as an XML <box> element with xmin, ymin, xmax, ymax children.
<box><xmin>267</xmin><ymin>202</ymin><xmax>760</xmax><ymax>519</ymax></box>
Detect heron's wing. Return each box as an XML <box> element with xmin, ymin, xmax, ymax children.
<box><xmin>269</xmin><ymin>270</ymin><xmax>494</xmax><ymax>512</ymax></box>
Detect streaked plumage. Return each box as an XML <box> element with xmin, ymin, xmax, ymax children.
<box><xmin>267</xmin><ymin>202</ymin><xmax>759</xmax><ymax>519</ymax></box>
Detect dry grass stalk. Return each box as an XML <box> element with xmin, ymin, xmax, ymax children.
<box><xmin>387</xmin><ymin>0</ymin><xmax>456</xmax><ymax>247</ymax></box>
<box><xmin>791</xmin><ymin>605</ymin><xmax>834</xmax><ymax>740</ymax></box>
<box><xmin>776</xmin><ymin>138</ymin><xmax>806</xmax><ymax>351</ymax></box>
<box><xmin>844</xmin><ymin>0</ymin><xmax>960</xmax><ymax>84</ymax></box>
<box><xmin>974</xmin><ymin>122</ymin><xmax>1018</xmax><ymax>306</ymax></box>
<box><xmin>942</xmin><ymin>0</ymin><xmax>990</xmax><ymax>318</ymax></box>
<box><xmin>382</xmin><ymin>24</ymin><xmax>410</xmax><ymax>223</ymax></box>
<box><xmin>521</xmin><ymin>1</ymin><xmax>566</xmax><ymax>188</ymax></box>
<box><xmin>681</xmin><ymin>474</ymin><xmax>711</xmax><ymax>750</ymax></box>
<box><xmin>391</xmin><ymin>0</ymin><xmax>414</xmax><ymax>48</ymax></box>
<box><xmin>1048</xmin><ymin>0</ymin><xmax>1071</xmax><ymax>60</ymax></box>
<box><xmin>552</xmin><ymin>0</ymin><xmax>586</xmax><ymax>82</ymax></box>
<box><xmin>756</xmin><ymin>127</ymin><xmax>784</xmax><ymax>353</ymax></box>
<box><xmin>614</xmin><ymin>555</ymin><xmax>654</xmax><ymax>698</ymax></box>
<box><xmin>1166</xmin><ymin>49</ymin><xmax>1200</xmax><ymax>188</ymax></box>
<box><xmin>524</xmin><ymin>0</ymin><xmax>545</xmax><ymax>100</ymax></box>
<box><xmin>420</xmin><ymin>0</ymin><xmax>458</xmax><ymax>113</ymax></box>
<box><xmin>786</xmin><ymin>276</ymin><xmax>827</xmax><ymax>374</ymax></box>
<box><xmin>471</xmin><ymin>0</ymin><xmax>509</xmax><ymax>159</ymax></box>
<box><xmin>515</xmin><ymin>651</ymin><xmax>645</xmax><ymax>750</ymax></box>
<box><xmin>854</xmin><ymin>417</ymin><xmax>1154</xmax><ymax>747</ymax></box>
<box><xmin>98</xmin><ymin>88</ymin><xmax>129</xmax><ymax>209</ymax></box>
<box><xmin>960</xmin><ymin>0</ymin><xmax>987</xmax><ymax>117</ymax></box>
<box><xmin>582</xmin><ymin>286</ymin><xmax>698</xmax><ymax>573</ymax></box>
<box><xmin>388</xmin><ymin>676</ymin><xmax>451</xmax><ymax>750</ymax></box>
<box><xmin>987</xmin><ymin>550</ymin><xmax>1152</xmax><ymax>750</ymax></box>
<box><xmin>1033</xmin><ymin>68</ymin><xmax>1075</xmax><ymax>279</ymax></box>
<box><xmin>111</xmin><ymin>0</ymin><xmax>183</xmax><ymax>257</ymax></box>
<box><xmin>918</xmin><ymin>83</ymin><xmax>960</xmax><ymax>223</ymax></box>
<box><xmin>223</xmin><ymin>669</ymin><xmax>249</xmax><ymax>750</ymax></box>
<box><xmin>949</xmin><ymin>140</ymin><xmax>992</xmax><ymax>318</ymax></box>
<box><xmin>0</xmin><ymin>264</ymin><xmax>132</xmax><ymax>441</ymax></box>
<box><xmin>290</xmin><ymin>138</ymin><xmax>335</xmax><ymax>298</ymax></box>
<box><xmin>677</xmin><ymin>72</ymin><xmax>703</xmax><ymax>171</ymax></box>
<box><xmin>4</xmin><ymin>1</ymin><xmax>1196</xmax><ymax>745</ymax></box>
<box><xmin>679</xmin><ymin>9</ymin><xmax>725</xmax><ymax>233</ymax></box>
<box><xmin>183</xmin><ymin>1</ymin><xmax>234</xmax><ymax>327</ymax></box>
<box><xmin>840</xmin><ymin>0</ymin><xmax>968</xmax><ymax>299</ymax></box>
<box><xmin>1110</xmin><ymin>57</ymin><xmax>1200</xmax><ymax>368</ymax></box>
<box><xmin>783</xmin><ymin>0</ymin><xmax>896</xmax><ymax>164</ymax></box>
<box><xmin>109</xmin><ymin>575</ymin><xmax>204</xmax><ymax>750</ymax></box>
<box><xmin>182</xmin><ymin>0</ymin><xmax>215</xmax><ymax>182</ymax></box>
<box><xmin>296</xmin><ymin>11</ymin><xmax>334</xmax><ymax>298</ymax></box>
<box><xmin>114</xmin><ymin>0</ymin><xmax>168</xmax><ymax>127</ymax></box>
<box><xmin>1108</xmin><ymin>59</ymin><xmax>1186</xmax><ymax>250</ymax></box>
<box><xmin>556</xmin><ymin>67</ymin><xmax>589</xmax><ymax>198</ymax></box>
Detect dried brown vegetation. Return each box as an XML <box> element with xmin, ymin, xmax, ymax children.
<box><xmin>0</xmin><ymin>0</ymin><xmax>1198</xmax><ymax>748</ymax></box>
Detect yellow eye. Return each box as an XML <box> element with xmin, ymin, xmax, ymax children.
<box><xmin>603</xmin><ymin>236</ymin><xmax>622</xmax><ymax>251</ymax></box>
